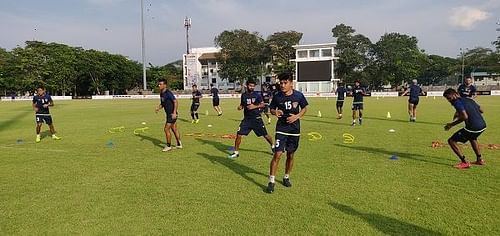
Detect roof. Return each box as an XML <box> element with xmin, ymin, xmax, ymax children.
<box><xmin>198</xmin><ymin>52</ymin><xmax>218</xmax><ymax>61</ymax></box>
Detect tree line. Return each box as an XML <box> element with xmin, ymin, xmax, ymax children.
<box><xmin>1</xmin><ymin>23</ymin><xmax>499</xmax><ymax>95</ymax></box>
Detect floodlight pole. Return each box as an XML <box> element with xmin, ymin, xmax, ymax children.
<box><xmin>184</xmin><ymin>17</ymin><xmax>191</xmax><ymax>54</ymax></box>
<box><xmin>460</xmin><ymin>48</ymin><xmax>465</xmax><ymax>85</ymax></box>
<box><xmin>141</xmin><ymin>0</ymin><xmax>147</xmax><ymax>91</ymax></box>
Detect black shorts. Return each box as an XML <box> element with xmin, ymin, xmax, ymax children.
<box><xmin>352</xmin><ymin>103</ymin><xmax>363</xmax><ymax>111</ymax></box>
<box><xmin>450</xmin><ymin>128</ymin><xmax>484</xmax><ymax>143</ymax></box>
<box><xmin>409</xmin><ymin>98</ymin><xmax>419</xmax><ymax>106</ymax></box>
<box><xmin>191</xmin><ymin>103</ymin><xmax>200</xmax><ymax>112</ymax></box>
<box><xmin>212</xmin><ymin>98</ymin><xmax>220</xmax><ymax>106</ymax></box>
<box><xmin>35</xmin><ymin>114</ymin><xmax>53</xmax><ymax>125</ymax></box>
<box><xmin>237</xmin><ymin>118</ymin><xmax>268</xmax><ymax>137</ymax></box>
<box><xmin>166</xmin><ymin>113</ymin><xmax>177</xmax><ymax>124</ymax></box>
<box><xmin>336</xmin><ymin>101</ymin><xmax>344</xmax><ymax>108</ymax></box>
<box><xmin>274</xmin><ymin>133</ymin><xmax>300</xmax><ymax>153</ymax></box>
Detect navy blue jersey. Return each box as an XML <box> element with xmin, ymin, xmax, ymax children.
<box><xmin>352</xmin><ymin>86</ymin><xmax>365</xmax><ymax>104</ymax></box>
<box><xmin>336</xmin><ymin>87</ymin><xmax>346</xmax><ymax>101</ymax></box>
<box><xmin>452</xmin><ymin>97</ymin><xmax>486</xmax><ymax>132</ymax></box>
<box><xmin>160</xmin><ymin>89</ymin><xmax>176</xmax><ymax>114</ymax></box>
<box><xmin>33</xmin><ymin>94</ymin><xmax>52</xmax><ymax>114</ymax></box>
<box><xmin>240</xmin><ymin>91</ymin><xmax>263</xmax><ymax>119</ymax></box>
<box><xmin>210</xmin><ymin>88</ymin><xmax>219</xmax><ymax>99</ymax></box>
<box><xmin>409</xmin><ymin>84</ymin><xmax>422</xmax><ymax>100</ymax></box>
<box><xmin>457</xmin><ymin>84</ymin><xmax>477</xmax><ymax>98</ymax></box>
<box><xmin>192</xmin><ymin>90</ymin><xmax>202</xmax><ymax>104</ymax></box>
<box><xmin>270</xmin><ymin>90</ymin><xmax>308</xmax><ymax>135</ymax></box>
<box><xmin>262</xmin><ymin>91</ymin><xmax>271</xmax><ymax>103</ymax></box>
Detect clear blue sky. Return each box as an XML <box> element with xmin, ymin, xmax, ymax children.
<box><xmin>1</xmin><ymin>0</ymin><xmax>499</xmax><ymax>65</ymax></box>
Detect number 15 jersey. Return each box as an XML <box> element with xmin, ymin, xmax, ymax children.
<box><xmin>269</xmin><ymin>90</ymin><xmax>308</xmax><ymax>136</ymax></box>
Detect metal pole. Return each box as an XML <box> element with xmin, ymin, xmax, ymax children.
<box><xmin>461</xmin><ymin>49</ymin><xmax>465</xmax><ymax>85</ymax></box>
<box><xmin>184</xmin><ymin>17</ymin><xmax>191</xmax><ymax>54</ymax></box>
<box><xmin>141</xmin><ymin>0</ymin><xmax>147</xmax><ymax>91</ymax></box>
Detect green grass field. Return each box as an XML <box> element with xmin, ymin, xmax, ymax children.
<box><xmin>1</xmin><ymin>96</ymin><xmax>499</xmax><ymax>235</ymax></box>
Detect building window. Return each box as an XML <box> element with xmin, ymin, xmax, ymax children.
<box><xmin>309</xmin><ymin>50</ymin><xmax>320</xmax><ymax>58</ymax></box>
<box><xmin>321</xmin><ymin>49</ymin><xmax>332</xmax><ymax>57</ymax></box>
<box><xmin>297</xmin><ymin>50</ymin><xmax>308</xmax><ymax>58</ymax></box>
<box><xmin>212</xmin><ymin>78</ymin><xmax>217</xmax><ymax>84</ymax></box>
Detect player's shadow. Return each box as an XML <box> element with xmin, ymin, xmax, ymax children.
<box><xmin>330</xmin><ymin>202</ymin><xmax>443</xmax><ymax>236</ymax></box>
<box><xmin>39</xmin><ymin>130</ymin><xmax>51</xmax><ymax>139</ymax></box>
<box><xmin>135</xmin><ymin>134</ymin><xmax>165</xmax><ymax>149</ymax></box>
<box><xmin>196</xmin><ymin>152</ymin><xmax>267</xmax><ymax>190</ymax></box>
<box><xmin>177</xmin><ymin>118</ymin><xmax>190</xmax><ymax>123</ymax></box>
<box><xmin>334</xmin><ymin>143</ymin><xmax>450</xmax><ymax>167</ymax></box>
<box><xmin>194</xmin><ymin>138</ymin><xmax>272</xmax><ymax>156</ymax></box>
<box><xmin>303</xmin><ymin>117</ymin><xmax>352</xmax><ymax>126</ymax></box>
<box><xmin>0</xmin><ymin>110</ymin><xmax>32</xmax><ymax>132</ymax></box>
<box><xmin>364</xmin><ymin>116</ymin><xmax>442</xmax><ymax>126</ymax></box>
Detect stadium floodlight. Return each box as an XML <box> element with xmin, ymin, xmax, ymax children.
<box><xmin>141</xmin><ymin>0</ymin><xmax>147</xmax><ymax>91</ymax></box>
<box><xmin>184</xmin><ymin>17</ymin><xmax>192</xmax><ymax>54</ymax></box>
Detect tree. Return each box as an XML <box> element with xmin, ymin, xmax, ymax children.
<box><xmin>331</xmin><ymin>24</ymin><xmax>373</xmax><ymax>83</ymax></box>
<box><xmin>417</xmin><ymin>55</ymin><xmax>458</xmax><ymax>85</ymax></box>
<box><xmin>493</xmin><ymin>36</ymin><xmax>500</xmax><ymax>50</ymax></box>
<box><xmin>266</xmin><ymin>31</ymin><xmax>303</xmax><ymax>74</ymax></box>
<box><xmin>214</xmin><ymin>29</ymin><xmax>265</xmax><ymax>83</ymax></box>
<box><xmin>372</xmin><ymin>33</ymin><xmax>426</xmax><ymax>86</ymax></box>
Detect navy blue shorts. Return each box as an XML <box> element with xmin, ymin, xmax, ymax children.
<box><xmin>166</xmin><ymin>113</ymin><xmax>177</xmax><ymax>124</ymax></box>
<box><xmin>352</xmin><ymin>103</ymin><xmax>363</xmax><ymax>110</ymax></box>
<box><xmin>274</xmin><ymin>133</ymin><xmax>300</xmax><ymax>153</ymax></box>
<box><xmin>409</xmin><ymin>98</ymin><xmax>419</xmax><ymax>106</ymax></box>
<box><xmin>191</xmin><ymin>103</ymin><xmax>200</xmax><ymax>112</ymax></box>
<box><xmin>212</xmin><ymin>98</ymin><xmax>220</xmax><ymax>106</ymax></box>
<box><xmin>237</xmin><ymin>118</ymin><xmax>268</xmax><ymax>137</ymax></box>
<box><xmin>450</xmin><ymin>128</ymin><xmax>484</xmax><ymax>143</ymax></box>
<box><xmin>35</xmin><ymin>114</ymin><xmax>53</xmax><ymax>125</ymax></box>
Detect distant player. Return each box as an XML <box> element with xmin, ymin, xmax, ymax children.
<box><xmin>458</xmin><ymin>77</ymin><xmax>477</xmax><ymax>99</ymax></box>
<box><xmin>210</xmin><ymin>83</ymin><xmax>222</xmax><ymax>116</ymax></box>
<box><xmin>190</xmin><ymin>84</ymin><xmax>202</xmax><ymax>123</ymax></box>
<box><xmin>401</xmin><ymin>79</ymin><xmax>423</xmax><ymax>122</ymax></box>
<box><xmin>267</xmin><ymin>72</ymin><xmax>308</xmax><ymax>193</ymax></box>
<box><xmin>228</xmin><ymin>80</ymin><xmax>274</xmax><ymax>159</ymax></box>
<box><xmin>261</xmin><ymin>85</ymin><xmax>272</xmax><ymax>124</ymax></box>
<box><xmin>335</xmin><ymin>82</ymin><xmax>346</xmax><ymax>119</ymax></box>
<box><xmin>155</xmin><ymin>79</ymin><xmax>182</xmax><ymax>152</ymax></box>
<box><xmin>350</xmin><ymin>80</ymin><xmax>366</xmax><ymax>126</ymax></box>
<box><xmin>32</xmin><ymin>85</ymin><xmax>61</xmax><ymax>143</ymax></box>
<box><xmin>443</xmin><ymin>88</ymin><xmax>486</xmax><ymax>169</ymax></box>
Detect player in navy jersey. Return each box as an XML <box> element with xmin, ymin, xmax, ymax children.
<box><xmin>190</xmin><ymin>84</ymin><xmax>202</xmax><ymax>123</ymax></box>
<box><xmin>210</xmin><ymin>83</ymin><xmax>222</xmax><ymax>116</ymax></box>
<box><xmin>401</xmin><ymin>79</ymin><xmax>423</xmax><ymax>122</ymax></box>
<box><xmin>32</xmin><ymin>85</ymin><xmax>61</xmax><ymax>143</ymax></box>
<box><xmin>155</xmin><ymin>79</ymin><xmax>182</xmax><ymax>152</ymax></box>
<box><xmin>228</xmin><ymin>80</ymin><xmax>274</xmax><ymax>159</ymax></box>
<box><xmin>261</xmin><ymin>85</ymin><xmax>272</xmax><ymax>124</ymax></box>
<box><xmin>457</xmin><ymin>77</ymin><xmax>477</xmax><ymax>99</ymax></box>
<box><xmin>443</xmin><ymin>88</ymin><xmax>487</xmax><ymax>169</ymax></box>
<box><xmin>335</xmin><ymin>82</ymin><xmax>346</xmax><ymax>119</ymax></box>
<box><xmin>266</xmin><ymin>72</ymin><xmax>308</xmax><ymax>193</ymax></box>
<box><xmin>349</xmin><ymin>80</ymin><xmax>366</xmax><ymax>126</ymax></box>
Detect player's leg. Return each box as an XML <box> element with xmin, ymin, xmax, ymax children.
<box><xmin>194</xmin><ymin>105</ymin><xmax>200</xmax><ymax>122</ymax></box>
<box><xmin>358</xmin><ymin>107</ymin><xmax>363</xmax><ymax>125</ymax></box>
<box><xmin>351</xmin><ymin>105</ymin><xmax>357</xmax><ymax>125</ymax></box>
<box><xmin>190</xmin><ymin>104</ymin><xmax>196</xmax><ymax>122</ymax></box>
<box><xmin>171</xmin><ymin>123</ymin><xmax>182</xmax><ymax>148</ymax></box>
<box><xmin>448</xmin><ymin>129</ymin><xmax>470</xmax><ymax>169</ymax></box>
<box><xmin>470</xmin><ymin>132</ymin><xmax>484</xmax><ymax>165</ymax></box>
<box><xmin>407</xmin><ymin>102</ymin><xmax>412</xmax><ymax>120</ymax></box>
<box><xmin>46</xmin><ymin>117</ymin><xmax>61</xmax><ymax>140</ymax></box>
<box><xmin>267</xmin><ymin>134</ymin><xmax>286</xmax><ymax>193</ymax></box>
<box><xmin>229</xmin><ymin>121</ymin><xmax>249</xmax><ymax>158</ymax></box>
<box><xmin>254</xmin><ymin>119</ymin><xmax>273</xmax><ymax>150</ymax></box>
<box><xmin>412</xmin><ymin>104</ymin><xmax>418</xmax><ymax>121</ymax></box>
<box><xmin>163</xmin><ymin>123</ymin><xmax>173</xmax><ymax>151</ymax></box>
<box><xmin>283</xmin><ymin>135</ymin><xmax>299</xmax><ymax>187</ymax></box>
<box><xmin>35</xmin><ymin>116</ymin><xmax>43</xmax><ymax>142</ymax></box>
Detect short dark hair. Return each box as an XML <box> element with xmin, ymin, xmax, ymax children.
<box><xmin>158</xmin><ymin>79</ymin><xmax>167</xmax><ymax>84</ymax></box>
<box><xmin>443</xmin><ymin>88</ymin><xmax>458</xmax><ymax>97</ymax></box>
<box><xmin>37</xmin><ymin>85</ymin><xmax>45</xmax><ymax>90</ymax></box>
<box><xmin>210</xmin><ymin>83</ymin><xmax>214</xmax><ymax>87</ymax></box>
<box><xmin>246</xmin><ymin>79</ymin><xmax>256</xmax><ymax>86</ymax></box>
<box><xmin>277</xmin><ymin>72</ymin><xmax>293</xmax><ymax>81</ymax></box>
<box><xmin>192</xmin><ymin>84</ymin><xmax>197</xmax><ymax>87</ymax></box>
<box><xmin>355</xmin><ymin>80</ymin><xmax>360</xmax><ymax>84</ymax></box>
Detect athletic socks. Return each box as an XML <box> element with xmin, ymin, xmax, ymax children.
<box><xmin>269</xmin><ymin>175</ymin><xmax>275</xmax><ymax>183</ymax></box>
<box><xmin>191</xmin><ymin>113</ymin><xmax>195</xmax><ymax>120</ymax></box>
<box><xmin>476</xmin><ymin>155</ymin><xmax>482</xmax><ymax>162</ymax></box>
<box><xmin>460</xmin><ymin>155</ymin><xmax>467</xmax><ymax>163</ymax></box>
<box><xmin>284</xmin><ymin>174</ymin><xmax>289</xmax><ymax>179</ymax></box>
<box><xmin>166</xmin><ymin>143</ymin><xmax>171</xmax><ymax>147</ymax></box>
<box><xmin>195</xmin><ymin>113</ymin><xmax>199</xmax><ymax>120</ymax></box>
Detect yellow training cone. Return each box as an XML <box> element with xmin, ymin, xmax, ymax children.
<box><xmin>317</xmin><ymin>111</ymin><xmax>322</xmax><ymax>118</ymax></box>
<box><xmin>387</xmin><ymin>112</ymin><xmax>391</xmax><ymax>119</ymax></box>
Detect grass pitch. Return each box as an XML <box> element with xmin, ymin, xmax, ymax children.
<box><xmin>1</xmin><ymin>96</ymin><xmax>499</xmax><ymax>235</ymax></box>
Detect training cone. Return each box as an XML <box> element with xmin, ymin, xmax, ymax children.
<box><xmin>205</xmin><ymin>110</ymin><xmax>209</xmax><ymax>115</ymax></box>
<box><xmin>386</xmin><ymin>112</ymin><xmax>391</xmax><ymax>119</ymax></box>
<box><xmin>317</xmin><ymin>111</ymin><xmax>322</xmax><ymax>118</ymax></box>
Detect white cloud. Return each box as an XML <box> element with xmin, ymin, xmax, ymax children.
<box><xmin>449</xmin><ymin>6</ymin><xmax>490</xmax><ymax>30</ymax></box>
<box><xmin>86</xmin><ymin>0</ymin><xmax>128</xmax><ymax>6</ymax></box>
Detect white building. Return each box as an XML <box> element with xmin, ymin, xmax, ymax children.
<box><xmin>292</xmin><ymin>43</ymin><xmax>339</xmax><ymax>92</ymax></box>
<box><xmin>183</xmin><ymin>47</ymin><xmax>223</xmax><ymax>90</ymax></box>
<box><xmin>471</xmin><ymin>72</ymin><xmax>500</xmax><ymax>86</ymax></box>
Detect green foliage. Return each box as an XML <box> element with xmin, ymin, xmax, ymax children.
<box><xmin>214</xmin><ymin>29</ymin><xmax>267</xmax><ymax>82</ymax></box>
<box><xmin>266</xmin><ymin>31</ymin><xmax>303</xmax><ymax>74</ymax></box>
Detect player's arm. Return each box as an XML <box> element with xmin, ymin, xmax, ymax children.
<box><xmin>269</xmin><ymin>99</ymin><xmax>282</xmax><ymax>117</ymax></box>
<box><xmin>445</xmin><ymin>110</ymin><xmax>468</xmax><ymax>130</ymax></box>
<box><xmin>32</xmin><ymin>101</ymin><xmax>38</xmax><ymax>112</ymax></box>
<box><xmin>401</xmin><ymin>89</ymin><xmax>409</xmax><ymax>96</ymax></box>
<box><xmin>172</xmin><ymin>99</ymin><xmax>178</xmax><ymax>119</ymax></box>
<box><xmin>43</xmin><ymin>97</ymin><xmax>53</xmax><ymax>108</ymax></box>
<box><xmin>287</xmin><ymin>106</ymin><xmax>307</xmax><ymax>124</ymax></box>
<box><xmin>471</xmin><ymin>86</ymin><xmax>477</xmax><ymax>99</ymax></box>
